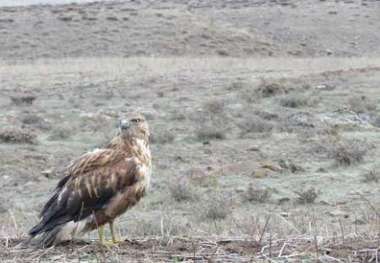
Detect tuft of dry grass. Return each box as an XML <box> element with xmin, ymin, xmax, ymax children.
<box><xmin>347</xmin><ymin>95</ymin><xmax>377</xmax><ymax>113</ymax></box>
<box><xmin>361</xmin><ymin>170</ymin><xmax>379</xmax><ymax>183</ymax></box>
<box><xmin>20</xmin><ymin>113</ymin><xmax>51</xmax><ymax>130</ymax></box>
<box><xmin>329</xmin><ymin>139</ymin><xmax>368</xmax><ymax>166</ymax></box>
<box><xmin>256</xmin><ymin>80</ymin><xmax>287</xmax><ymax>98</ymax></box>
<box><xmin>279</xmin><ymin>93</ymin><xmax>313</xmax><ymax>108</ymax></box>
<box><xmin>295</xmin><ymin>187</ymin><xmax>319</xmax><ymax>204</ymax></box>
<box><xmin>242</xmin><ymin>184</ymin><xmax>272</xmax><ymax>203</ymax></box>
<box><xmin>48</xmin><ymin>126</ymin><xmax>73</xmax><ymax>140</ymax></box>
<box><xmin>0</xmin><ymin>128</ymin><xmax>36</xmax><ymax>144</ymax></box>
<box><xmin>203</xmin><ymin>100</ymin><xmax>225</xmax><ymax>115</ymax></box>
<box><xmin>169</xmin><ymin>179</ymin><xmax>198</xmax><ymax>202</ymax></box>
<box><xmin>10</xmin><ymin>95</ymin><xmax>36</xmax><ymax>106</ymax></box>
<box><xmin>150</xmin><ymin>131</ymin><xmax>175</xmax><ymax>144</ymax></box>
<box><xmin>201</xmin><ymin>194</ymin><xmax>231</xmax><ymax>221</ymax></box>
<box><xmin>238</xmin><ymin>115</ymin><xmax>274</xmax><ymax>135</ymax></box>
<box><xmin>196</xmin><ymin>125</ymin><xmax>226</xmax><ymax>141</ymax></box>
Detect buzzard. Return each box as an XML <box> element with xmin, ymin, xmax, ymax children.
<box><xmin>27</xmin><ymin>113</ymin><xmax>151</xmax><ymax>247</ymax></box>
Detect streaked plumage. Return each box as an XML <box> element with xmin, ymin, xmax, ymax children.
<box><xmin>27</xmin><ymin>113</ymin><xmax>151</xmax><ymax>247</ymax></box>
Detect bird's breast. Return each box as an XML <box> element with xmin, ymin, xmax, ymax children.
<box><xmin>136</xmin><ymin>163</ymin><xmax>151</xmax><ymax>191</ymax></box>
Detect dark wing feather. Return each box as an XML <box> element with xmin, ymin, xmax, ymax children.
<box><xmin>30</xmin><ymin>149</ymin><xmax>138</xmax><ymax>237</ymax></box>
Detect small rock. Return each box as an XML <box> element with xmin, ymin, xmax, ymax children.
<box><xmin>251</xmin><ymin>169</ymin><xmax>268</xmax><ymax>178</ymax></box>
<box><xmin>41</xmin><ymin>169</ymin><xmax>53</xmax><ymax>178</ymax></box>
<box><xmin>277</xmin><ymin>197</ymin><xmax>291</xmax><ymax>204</ymax></box>
<box><xmin>326</xmin><ymin>209</ymin><xmax>349</xmax><ymax>218</ymax></box>
<box><xmin>260</xmin><ymin>161</ymin><xmax>282</xmax><ymax>172</ymax></box>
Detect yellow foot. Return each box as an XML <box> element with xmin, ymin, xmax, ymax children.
<box><xmin>100</xmin><ymin>239</ymin><xmax>120</xmax><ymax>247</ymax></box>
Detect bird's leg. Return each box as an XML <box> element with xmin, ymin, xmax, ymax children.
<box><xmin>109</xmin><ymin>221</ymin><xmax>121</xmax><ymax>244</ymax></box>
<box><xmin>97</xmin><ymin>224</ymin><xmax>115</xmax><ymax>246</ymax></box>
<box><xmin>98</xmin><ymin>225</ymin><xmax>105</xmax><ymax>244</ymax></box>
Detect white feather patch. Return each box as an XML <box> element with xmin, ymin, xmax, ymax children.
<box><xmin>55</xmin><ymin>216</ymin><xmax>92</xmax><ymax>243</ymax></box>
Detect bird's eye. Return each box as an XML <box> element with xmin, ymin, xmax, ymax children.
<box><xmin>131</xmin><ymin>118</ymin><xmax>140</xmax><ymax>123</ymax></box>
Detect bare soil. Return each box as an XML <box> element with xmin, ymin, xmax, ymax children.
<box><xmin>0</xmin><ymin>0</ymin><xmax>380</xmax><ymax>262</ymax></box>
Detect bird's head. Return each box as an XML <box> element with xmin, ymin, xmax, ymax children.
<box><xmin>119</xmin><ymin>113</ymin><xmax>150</xmax><ymax>143</ymax></box>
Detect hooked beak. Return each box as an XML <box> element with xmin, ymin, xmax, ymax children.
<box><xmin>119</xmin><ymin>119</ymin><xmax>130</xmax><ymax>130</ymax></box>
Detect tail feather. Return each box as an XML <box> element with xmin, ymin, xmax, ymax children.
<box><xmin>28</xmin><ymin>226</ymin><xmax>63</xmax><ymax>248</ymax></box>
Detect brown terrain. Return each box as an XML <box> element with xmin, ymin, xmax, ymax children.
<box><xmin>0</xmin><ymin>0</ymin><xmax>380</xmax><ymax>262</ymax></box>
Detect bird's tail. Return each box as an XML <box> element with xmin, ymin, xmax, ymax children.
<box><xmin>24</xmin><ymin>218</ymin><xmax>90</xmax><ymax>248</ymax></box>
<box><xmin>24</xmin><ymin>224</ymin><xmax>63</xmax><ymax>248</ymax></box>
<box><xmin>17</xmin><ymin>225</ymin><xmax>63</xmax><ymax>249</ymax></box>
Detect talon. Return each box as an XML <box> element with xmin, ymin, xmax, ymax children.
<box><xmin>101</xmin><ymin>240</ymin><xmax>119</xmax><ymax>246</ymax></box>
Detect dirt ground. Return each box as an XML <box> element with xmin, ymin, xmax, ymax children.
<box><xmin>0</xmin><ymin>0</ymin><xmax>380</xmax><ymax>262</ymax></box>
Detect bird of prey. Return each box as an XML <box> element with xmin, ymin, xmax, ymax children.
<box><xmin>27</xmin><ymin>113</ymin><xmax>151</xmax><ymax>247</ymax></box>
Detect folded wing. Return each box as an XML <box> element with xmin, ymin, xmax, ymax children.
<box><xmin>29</xmin><ymin>148</ymin><xmax>138</xmax><ymax>239</ymax></box>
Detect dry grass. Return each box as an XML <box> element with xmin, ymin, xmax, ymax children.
<box><xmin>329</xmin><ymin>139</ymin><xmax>369</xmax><ymax>166</ymax></box>
<box><xmin>201</xmin><ymin>194</ymin><xmax>231</xmax><ymax>221</ymax></box>
<box><xmin>0</xmin><ymin>128</ymin><xmax>36</xmax><ymax>144</ymax></box>
<box><xmin>347</xmin><ymin>95</ymin><xmax>377</xmax><ymax>113</ymax></box>
<box><xmin>295</xmin><ymin>187</ymin><xmax>319</xmax><ymax>204</ymax></box>
<box><xmin>150</xmin><ymin>130</ymin><xmax>175</xmax><ymax>144</ymax></box>
<box><xmin>242</xmin><ymin>184</ymin><xmax>272</xmax><ymax>203</ymax></box>
<box><xmin>196</xmin><ymin>125</ymin><xmax>226</xmax><ymax>141</ymax></box>
<box><xmin>361</xmin><ymin>170</ymin><xmax>379</xmax><ymax>183</ymax></box>
<box><xmin>238</xmin><ymin>114</ymin><xmax>274</xmax><ymax>135</ymax></box>
<box><xmin>48</xmin><ymin>126</ymin><xmax>73</xmax><ymax>141</ymax></box>
<box><xmin>256</xmin><ymin>79</ymin><xmax>287</xmax><ymax>98</ymax></box>
<box><xmin>10</xmin><ymin>95</ymin><xmax>36</xmax><ymax>106</ymax></box>
<box><xmin>279</xmin><ymin>93</ymin><xmax>313</xmax><ymax>108</ymax></box>
<box><xmin>169</xmin><ymin>180</ymin><xmax>198</xmax><ymax>202</ymax></box>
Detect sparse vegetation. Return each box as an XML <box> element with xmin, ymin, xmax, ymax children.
<box><xmin>279</xmin><ymin>93</ymin><xmax>311</xmax><ymax>108</ymax></box>
<box><xmin>242</xmin><ymin>184</ymin><xmax>272</xmax><ymax>203</ymax></box>
<box><xmin>347</xmin><ymin>95</ymin><xmax>377</xmax><ymax>113</ymax></box>
<box><xmin>361</xmin><ymin>170</ymin><xmax>379</xmax><ymax>183</ymax></box>
<box><xmin>295</xmin><ymin>187</ymin><xmax>319</xmax><ymax>204</ymax></box>
<box><xmin>10</xmin><ymin>95</ymin><xmax>36</xmax><ymax>105</ymax></box>
<box><xmin>20</xmin><ymin>113</ymin><xmax>51</xmax><ymax>130</ymax></box>
<box><xmin>150</xmin><ymin>131</ymin><xmax>175</xmax><ymax>144</ymax></box>
<box><xmin>1</xmin><ymin>1</ymin><xmax>380</xmax><ymax>261</ymax></box>
<box><xmin>48</xmin><ymin>126</ymin><xmax>73</xmax><ymax>140</ymax></box>
<box><xmin>0</xmin><ymin>128</ymin><xmax>36</xmax><ymax>144</ymax></box>
<box><xmin>203</xmin><ymin>99</ymin><xmax>224</xmax><ymax>114</ymax></box>
<box><xmin>238</xmin><ymin>114</ymin><xmax>274</xmax><ymax>135</ymax></box>
<box><xmin>329</xmin><ymin>139</ymin><xmax>369</xmax><ymax>166</ymax></box>
<box><xmin>202</xmin><ymin>194</ymin><xmax>231</xmax><ymax>221</ymax></box>
<box><xmin>169</xmin><ymin>179</ymin><xmax>198</xmax><ymax>202</ymax></box>
<box><xmin>256</xmin><ymin>80</ymin><xmax>287</xmax><ymax>98</ymax></box>
<box><xmin>196</xmin><ymin>125</ymin><xmax>226</xmax><ymax>140</ymax></box>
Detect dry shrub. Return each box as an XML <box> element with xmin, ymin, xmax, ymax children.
<box><xmin>127</xmin><ymin>215</ymin><xmax>188</xmax><ymax>238</ymax></box>
<box><xmin>10</xmin><ymin>95</ymin><xmax>36</xmax><ymax>105</ymax></box>
<box><xmin>295</xmin><ymin>187</ymin><xmax>318</xmax><ymax>204</ymax></box>
<box><xmin>239</xmin><ymin>79</ymin><xmax>287</xmax><ymax>103</ymax></box>
<box><xmin>169</xmin><ymin>179</ymin><xmax>198</xmax><ymax>202</ymax></box>
<box><xmin>371</xmin><ymin>115</ymin><xmax>380</xmax><ymax>128</ymax></box>
<box><xmin>329</xmin><ymin>139</ymin><xmax>368</xmax><ymax>166</ymax></box>
<box><xmin>48</xmin><ymin>126</ymin><xmax>73</xmax><ymax>140</ymax></box>
<box><xmin>242</xmin><ymin>184</ymin><xmax>271</xmax><ymax>203</ymax></box>
<box><xmin>279</xmin><ymin>94</ymin><xmax>312</xmax><ymax>108</ymax></box>
<box><xmin>361</xmin><ymin>170</ymin><xmax>379</xmax><ymax>183</ymax></box>
<box><xmin>20</xmin><ymin>113</ymin><xmax>51</xmax><ymax>130</ymax></box>
<box><xmin>0</xmin><ymin>128</ymin><xmax>36</xmax><ymax>144</ymax></box>
<box><xmin>202</xmin><ymin>194</ymin><xmax>231</xmax><ymax>221</ymax></box>
<box><xmin>196</xmin><ymin>125</ymin><xmax>226</xmax><ymax>141</ymax></box>
<box><xmin>203</xmin><ymin>100</ymin><xmax>224</xmax><ymax>114</ymax></box>
<box><xmin>238</xmin><ymin>115</ymin><xmax>274</xmax><ymax>135</ymax></box>
<box><xmin>150</xmin><ymin>131</ymin><xmax>175</xmax><ymax>144</ymax></box>
<box><xmin>256</xmin><ymin>80</ymin><xmax>287</xmax><ymax>98</ymax></box>
<box><xmin>227</xmin><ymin>81</ymin><xmax>247</xmax><ymax>91</ymax></box>
<box><xmin>347</xmin><ymin>96</ymin><xmax>377</xmax><ymax>113</ymax></box>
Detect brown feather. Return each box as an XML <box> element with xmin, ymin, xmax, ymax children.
<box><xmin>28</xmin><ymin>114</ymin><xmax>152</xmax><ymax>247</ymax></box>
